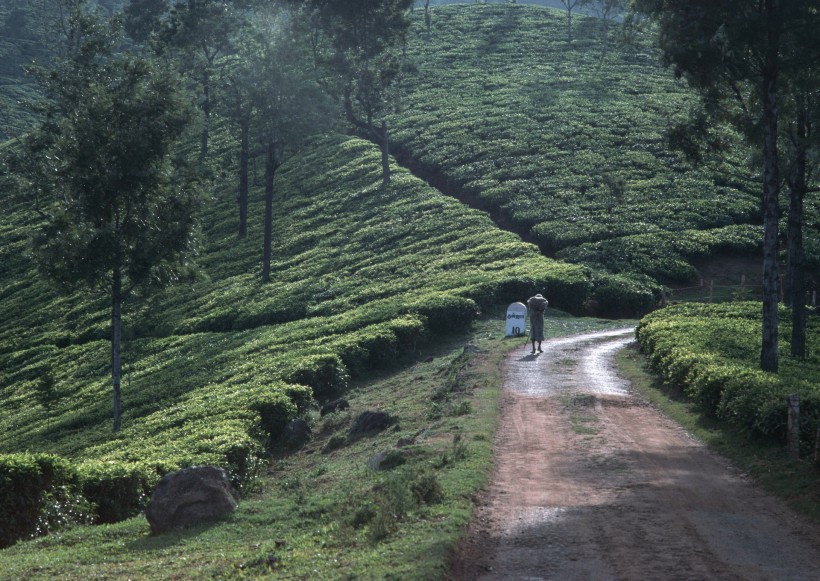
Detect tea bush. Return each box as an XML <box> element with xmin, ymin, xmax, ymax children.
<box><xmin>637</xmin><ymin>303</ymin><xmax>820</xmax><ymax>448</ymax></box>
<box><xmin>76</xmin><ymin>460</ymin><xmax>159</xmax><ymax>524</ymax></box>
<box><xmin>0</xmin><ymin>453</ymin><xmax>91</xmax><ymax>548</ymax></box>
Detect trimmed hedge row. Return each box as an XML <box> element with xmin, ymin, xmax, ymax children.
<box><xmin>637</xmin><ymin>303</ymin><xmax>820</xmax><ymax>449</ymax></box>
<box><xmin>0</xmin><ymin>453</ymin><xmax>162</xmax><ymax>548</ymax></box>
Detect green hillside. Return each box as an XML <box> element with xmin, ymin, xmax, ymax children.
<box><xmin>0</xmin><ymin>128</ymin><xmax>589</xmax><ymax>530</ymax></box>
<box><xmin>392</xmin><ymin>4</ymin><xmax>777</xmax><ymax>286</ymax></box>
<box><xmin>2</xmin><ymin>1</ymin><xmax>818</xmax><ymax>575</ymax></box>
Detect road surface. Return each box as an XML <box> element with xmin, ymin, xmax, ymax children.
<box><xmin>452</xmin><ymin>328</ymin><xmax>820</xmax><ymax>580</ymax></box>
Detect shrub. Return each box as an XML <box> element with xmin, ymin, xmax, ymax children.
<box><xmin>410</xmin><ymin>471</ymin><xmax>443</xmax><ymax>505</ymax></box>
<box><xmin>384</xmin><ymin>315</ymin><xmax>427</xmax><ymax>351</ymax></box>
<box><xmin>77</xmin><ymin>460</ymin><xmax>158</xmax><ymax>524</ymax></box>
<box><xmin>589</xmin><ymin>272</ymin><xmax>660</xmax><ymax>317</ymax></box>
<box><xmin>407</xmin><ymin>294</ymin><xmax>478</xmax><ymax>334</ymax></box>
<box><xmin>0</xmin><ymin>453</ymin><xmax>92</xmax><ymax>548</ymax></box>
<box><xmin>248</xmin><ymin>385</ymin><xmax>309</xmax><ymax>442</ymax></box>
<box><xmin>637</xmin><ymin>302</ymin><xmax>820</xmax><ymax>445</ymax></box>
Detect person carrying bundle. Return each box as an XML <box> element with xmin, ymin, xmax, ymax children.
<box><xmin>526</xmin><ymin>293</ymin><xmax>548</xmax><ymax>353</ymax></box>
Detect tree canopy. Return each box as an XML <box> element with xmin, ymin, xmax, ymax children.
<box><xmin>632</xmin><ymin>0</ymin><xmax>820</xmax><ymax>372</ymax></box>
<box><xmin>10</xmin><ymin>5</ymin><xmax>199</xmax><ymax>430</ymax></box>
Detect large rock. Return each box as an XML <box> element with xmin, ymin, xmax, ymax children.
<box><xmin>145</xmin><ymin>466</ymin><xmax>239</xmax><ymax>534</ymax></box>
<box><xmin>320</xmin><ymin>398</ymin><xmax>349</xmax><ymax>417</ymax></box>
<box><xmin>283</xmin><ymin>418</ymin><xmax>311</xmax><ymax>449</ymax></box>
<box><xmin>349</xmin><ymin>411</ymin><xmax>395</xmax><ymax>437</ymax></box>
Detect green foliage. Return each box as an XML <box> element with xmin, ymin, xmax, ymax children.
<box><xmin>0</xmin><ymin>453</ymin><xmax>93</xmax><ymax>548</ymax></box>
<box><xmin>1</xmin><ymin>128</ymin><xmax>591</xmax><ymax>533</ymax></box>
<box><xmin>392</xmin><ymin>4</ymin><xmax>769</xmax><ymax>288</ymax></box>
<box><xmin>637</xmin><ymin>303</ymin><xmax>820</xmax><ymax>451</ymax></box>
<box><xmin>77</xmin><ymin>460</ymin><xmax>158</xmax><ymax>524</ymax></box>
<box><xmin>558</xmin><ymin>224</ymin><xmax>762</xmax><ymax>284</ymax></box>
<box><xmin>588</xmin><ymin>271</ymin><xmax>661</xmax><ymax>318</ymax></box>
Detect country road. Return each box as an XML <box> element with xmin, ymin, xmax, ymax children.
<box><xmin>452</xmin><ymin>328</ymin><xmax>820</xmax><ymax>580</ymax></box>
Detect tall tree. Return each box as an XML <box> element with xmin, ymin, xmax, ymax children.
<box><xmin>303</xmin><ymin>0</ymin><xmax>413</xmax><ymax>185</ymax></box>
<box><xmin>631</xmin><ymin>0</ymin><xmax>820</xmax><ymax>372</ymax></box>
<box><xmin>780</xmin><ymin>16</ymin><xmax>820</xmax><ymax>358</ymax></box>
<box><xmin>423</xmin><ymin>0</ymin><xmax>431</xmax><ymax>43</ymax></box>
<box><xmin>9</xmin><ymin>6</ymin><xmax>199</xmax><ymax>431</ymax></box>
<box><xmin>160</xmin><ymin>0</ymin><xmax>244</xmax><ymax>159</ymax></box>
<box><xmin>247</xmin><ymin>10</ymin><xmax>333</xmax><ymax>282</ymax></box>
<box><xmin>586</xmin><ymin>0</ymin><xmax>626</xmax><ymax>63</ymax></box>
<box><xmin>123</xmin><ymin>0</ymin><xmax>169</xmax><ymax>43</ymax></box>
<box><xmin>560</xmin><ymin>0</ymin><xmax>585</xmax><ymax>44</ymax></box>
<box><xmin>219</xmin><ymin>51</ymin><xmax>255</xmax><ymax>239</ymax></box>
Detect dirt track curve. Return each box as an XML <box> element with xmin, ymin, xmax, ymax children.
<box><xmin>452</xmin><ymin>328</ymin><xmax>820</xmax><ymax>580</ymax></box>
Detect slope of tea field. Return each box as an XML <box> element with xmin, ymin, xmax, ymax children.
<box><xmin>393</xmin><ymin>4</ymin><xmax>770</xmax><ymax>286</ymax></box>
<box><xmin>0</xmin><ymin>134</ymin><xmax>588</xmax><ymax>482</ymax></box>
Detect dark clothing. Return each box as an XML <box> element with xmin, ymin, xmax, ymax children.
<box><xmin>527</xmin><ymin>295</ymin><xmax>548</xmax><ymax>342</ymax></box>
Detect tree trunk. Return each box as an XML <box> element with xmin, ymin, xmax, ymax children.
<box><xmin>566</xmin><ymin>3</ymin><xmax>573</xmax><ymax>43</ymax></box>
<box><xmin>787</xmin><ymin>107</ymin><xmax>808</xmax><ymax>358</ymax></box>
<box><xmin>112</xmin><ymin>266</ymin><xmax>123</xmax><ymax>432</ymax></box>
<box><xmin>200</xmin><ymin>68</ymin><xmax>211</xmax><ymax>159</ymax></box>
<box><xmin>261</xmin><ymin>140</ymin><xmax>278</xmax><ymax>283</ymax></box>
<box><xmin>238</xmin><ymin>119</ymin><xmax>249</xmax><ymax>239</ymax></box>
<box><xmin>424</xmin><ymin>2</ymin><xmax>431</xmax><ymax>42</ymax></box>
<box><xmin>380</xmin><ymin>120</ymin><xmax>391</xmax><ymax>186</ymax></box>
<box><xmin>759</xmin><ymin>8</ymin><xmax>780</xmax><ymax>373</ymax></box>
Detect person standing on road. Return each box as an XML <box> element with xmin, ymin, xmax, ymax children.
<box><xmin>526</xmin><ymin>293</ymin><xmax>548</xmax><ymax>353</ymax></box>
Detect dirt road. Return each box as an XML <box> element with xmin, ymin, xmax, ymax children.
<box><xmin>452</xmin><ymin>328</ymin><xmax>820</xmax><ymax>580</ymax></box>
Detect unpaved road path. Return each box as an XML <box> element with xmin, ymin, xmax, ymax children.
<box><xmin>452</xmin><ymin>328</ymin><xmax>820</xmax><ymax>580</ymax></box>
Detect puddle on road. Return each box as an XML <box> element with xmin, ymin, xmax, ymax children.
<box><xmin>508</xmin><ymin>328</ymin><xmax>636</xmax><ymax>397</ymax></box>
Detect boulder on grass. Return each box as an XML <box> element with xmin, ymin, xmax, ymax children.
<box><xmin>145</xmin><ymin>466</ymin><xmax>239</xmax><ymax>534</ymax></box>
<box><xmin>320</xmin><ymin>398</ymin><xmax>349</xmax><ymax>417</ymax></box>
<box><xmin>283</xmin><ymin>418</ymin><xmax>311</xmax><ymax>449</ymax></box>
<box><xmin>349</xmin><ymin>411</ymin><xmax>395</xmax><ymax>437</ymax></box>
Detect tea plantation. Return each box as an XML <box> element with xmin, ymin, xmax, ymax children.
<box><xmin>392</xmin><ymin>4</ymin><xmax>771</xmax><ymax>286</ymax></box>
<box><xmin>2</xmin><ymin>1</ymin><xmax>819</xmax><ymax>574</ymax></box>
<box><xmin>0</xmin><ymin>131</ymin><xmax>590</xmax><ymax>545</ymax></box>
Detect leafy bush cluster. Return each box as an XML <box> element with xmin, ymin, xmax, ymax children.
<box><xmin>0</xmin><ymin>453</ymin><xmax>144</xmax><ymax>548</ymax></box>
<box><xmin>393</xmin><ymin>5</ymin><xmax>767</xmax><ymax>288</ymax></box>
<box><xmin>558</xmin><ymin>224</ymin><xmax>762</xmax><ymax>284</ymax></box>
<box><xmin>637</xmin><ymin>303</ymin><xmax>820</xmax><ymax>450</ymax></box>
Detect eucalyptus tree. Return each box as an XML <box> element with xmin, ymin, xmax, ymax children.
<box><xmin>123</xmin><ymin>0</ymin><xmax>169</xmax><ymax>43</ymax></box>
<box><xmin>159</xmin><ymin>0</ymin><xmax>246</xmax><ymax>159</ymax></box>
<box><xmin>781</xmin><ymin>88</ymin><xmax>817</xmax><ymax>358</ymax></box>
<box><xmin>586</xmin><ymin>0</ymin><xmax>626</xmax><ymax>63</ymax></box>
<box><xmin>301</xmin><ymin>0</ymin><xmax>413</xmax><ymax>185</ymax></box>
<box><xmin>424</xmin><ymin>0</ymin><xmax>431</xmax><ymax>42</ymax></box>
<box><xmin>241</xmin><ymin>9</ymin><xmax>334</xmax><ymax>281</ymax></box>
<box><xmin>632</xmin><ymin>0</ymin><xmax>820</xmax><ymax>372</ymax></box>
<box><xmin>9</xmin><ymin>5</ymin><xmax>199</xmax><ymax>431</ymax></box>
<box><xmin>560</xmin><ymin>0</ymin><xmax>585</xmax><ymax>43</ymax></box>
<box><xmin>218</xmin><ymin>50</ymin><xmax>255</xmax><ymax>239</ymax></box>
<box><xmin>780</xmin><ymin>19</ymin><xmax>820</xmax><ymax>358</ymax></box>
